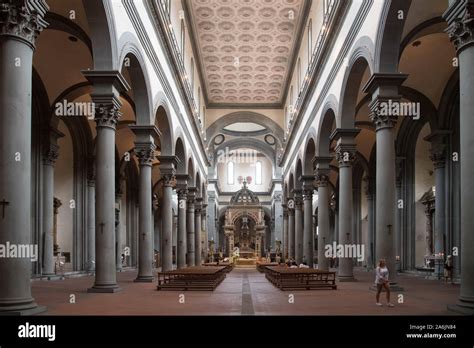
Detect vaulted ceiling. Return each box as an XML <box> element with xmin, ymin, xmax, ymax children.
<box><xmin>185</xmin><ymin>0</ymin><xmax>309</xmax><ymax>107</ymax></box>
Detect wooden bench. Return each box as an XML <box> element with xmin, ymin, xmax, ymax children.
<box><xmin>264</xmin><ymin>266</ymin><xmax>337</xmax><ymax>290</ymax></box>
<box><xmin>202</xmin><ymin>262</ymin><xmax>233</xmax><ymax>273</ymax></box>
<box><xmin>256</xmin><ymin>262</ymin><xmax>278</xmax><ymax>273</ymax></box>
<box><xmin>157</xmin><ymin>266</ymin><xmax>227</xmax><ymax>291</ymax></box>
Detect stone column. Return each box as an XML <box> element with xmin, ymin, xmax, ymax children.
<box><xmin>53</xmin><ymin>198</ymin><xmax>62</xmax><ymax>256</ymax></box>
<box><xmin>366</xmin><ymin>192</ymin><xmax>375</xmax><ymax>270</ymax></box>
<box><xmin>42</xmin><ymin>129</ymin><xmax>64</xmax><ymax>276</ymax></box>
<box><xmin>423</xmin><ymin>203</ymin><xmax>434</xmax><ymax>256</ymax></box>
<box><xmin>87</xmin><ymin>177</ymin><xmax>96</xmax><ymax>272</ymax></box>
<box><xmin>186</xmin><ymin>188</ymin><xmax>196</xmax><ymax>266</ymax></box>
<box><xmin>0</xmin><ymin>0</ymin><xmax>49</xmax><ymax>315</ymax></box>
<box><xmin>201</xmin><ymin>204</ymin><xmax>208</xmax><ymax>260</ymax></box>
<box><xmin>158</xmin><ymin>156</ymin><xmax>178</xmax><ymax>272</ymax></box>
<box><xmin>83</xmin><ymin>71</ymin><xmax>129</xmax><ymax>293</ymax></box>
<box><xmin>256</xmin><ymin>226</ymin><xmax>265</xmax><ymax>258</ymax></box>
<box><xmin>195</xmin><ymin>197</ymin><xmax>202</xmax><ymax>266</ymax></box>
<box><xmin>273</xmin><ymin>193</ymin><xmax>283</xmax><ymax>253</ymax></box>
<box><xmin>444</xmin><ymin>1</ymin><xmax>474</xmax><ymax>312</ymax></box>
<box><xmin>282</xmin><ymin>205</ymin><xmax>288</xmax><ymax>259</ymax></box>
<box><xmin>131</xmin><ymin>126</ymin><xmax>159</xmax><ymax>282</ymax></box>
<box><xmin>115</xmin><ymin>196</ymin><xmax>122</xmax><ymax>272</ymax></box>
<box><xmin>224</xmin><ymin>225</ymin><xmax>234</xmax><ymax>257</ymax></box>
<box><xmin>426</xmin><ymin>131</ymin><xmax>450</xmax><ymax>258</ymax></box>
<box><xmin>176</xmin><ymin>175</ymin><xmax>188</xmax><ymax>269</ymax></box>
<box><xmin>207</xmin><ymin>191</ymin><xmax>217</xmax><ymax>247</ymax></box>
<box><xmin>314</xmin><ymin>157</ymin><xmax>332</xmax><ymax>271</ymax></box>
<box><xmin>301</xmin><ymin>176</ymin><xmax>314</xmax><ymax>267</ymax></box>
<box><xmin>395</xmin><ymin>157</ymin><xmax>404</xmax><ymax>270</ymax></box>
<box><xmin>331</xmin><ymin>129</ymin><xmax>360</xmax><ymax>281</ymax></box>
<box><xmin>294</xmin><ymin>189</ymin><xmax>303</xmax><ymax>264</ymax></box>
<box><xmin>288</xmin><ymin>205</ymin><xmax>295</xmax><ymax>259</ymax></box>
<box><xmin>364</xmin><ymin>74</ymin><xmax>407</xmax><ymax>286</ymax></box>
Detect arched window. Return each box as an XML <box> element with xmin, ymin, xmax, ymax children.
<box><xmin>227</xmin><ymin>162</ymin><xmax>234</xmax><ymax>185</ymax></box>
<box><xmin>308</xmin><ymin>19</ymin><xmax>313</xmax><ymax>63</ymax></box>
<box><xmin>256</xmin><ymin>161</ymin><xmax>262</xmax><ymax>185</ymax></box>
<box><xmin>180</xmin><ymin>19</ymin><xmax>185</xmax><ymax>59</ymax></box>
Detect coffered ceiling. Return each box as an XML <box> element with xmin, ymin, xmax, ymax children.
<box><xmin>185</xmin><ymin>0</ymin><xmax>309</xmax><ymax>108</ymax></box>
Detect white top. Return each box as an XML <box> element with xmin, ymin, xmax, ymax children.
<box><xmin>375</xmin><ymin>266</ymin><xmax>389</xmax><ymax>284</ymax></box>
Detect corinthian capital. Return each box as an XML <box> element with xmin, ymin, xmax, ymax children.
<box><xmin>0</xmin><ymin>0</ymin><xmax>49</xmax><ymax>48</ymax></box>
<box><xmin>445</xmin><ymin>1</ymin><xmax>474</xmax><ymax>53</ymax></box>
<box><xmin>94</xmin><ymin>101</ymin><xmax>122</xmax><ymax>130</ymax></box>
<box><xmin>368</xmin><ymin>97</ymin><xmax>399</xmax><ymax>130</ymax></box>
<box><xmin>135</xmin><ymin>143</ymin><xmax>156</xmax><ymax>167</ymax></box>
<box><xmin>161</xmin><ymin>173</ymin><xmax>175</xmax><ymax>187</ymax></box>
<box><xmin>335</xmin><ymin>144</ymin><xmax>356</xmax><ymax>167</ymax></box>
<box><xmin>315</xmin><ymin>173</ymin><xmax>330</xmax><ymax>188</ymax></box>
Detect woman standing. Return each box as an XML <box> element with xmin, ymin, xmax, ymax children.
<box><xmin>375</xmin><ymin>259</ymin><xmax>394</xmax><ymax>307</ymax></box>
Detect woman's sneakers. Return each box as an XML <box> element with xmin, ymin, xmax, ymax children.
<box><xmin>376</xmin><ymin>302</ymin><xmax>395</xmax><ymax>307</ymax></box>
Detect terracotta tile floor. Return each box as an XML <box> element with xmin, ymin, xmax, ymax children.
<box><xmin>31</xmin><ymin>267</ymin><xmax>461</xmax><ymax>315</ymax></box>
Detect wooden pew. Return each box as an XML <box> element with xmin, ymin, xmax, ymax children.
<box><xmin>264</xmin><ymin>266</ymin><xmax>337</xmax><ymax>290</ymax></box>
<box><xmin>256</xmin><ymin>262</ymin><xmax>278</xmax><ymax>273</ymax></box>
<box><xmin>157</xmin><ymin>266</ymin><xmax>227</xmax><ymax>291</ymax></box>
<box><xmin>202</xmin><ymin>262</ymin><xmax>233</xmax><ymax>273</ymax></box>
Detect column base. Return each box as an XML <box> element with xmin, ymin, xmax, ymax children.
<box><xmin>0</xmin><ymin>298</ymin><xmax>47</xmax><ymax>316</ymax></box>
<box><xmin>134</xmin><ymin>276</ymin><xmax>153</xmax><ymax>283</ymax></box>
<box><xmin>338</xmin><ymin>276</ymin><xmax>357</xmax><ymax>282</ymax></box>
<box><xmin>0</xmin><ymin>305</ymin><xmax>47</xmax><ymax>316</ymax></box>
<box><xmin>87</xmin><ymin>285</ymin><xmax>122</xmax><ymax>293</ymax></box>
<box><xmin>448</xmin><ymin>297</ymin><xmax>474</xmax><ymax>315</ymax></box>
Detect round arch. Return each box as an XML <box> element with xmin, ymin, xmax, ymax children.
<box><xmin>338</xmin><ymin>53</ymin><xmax>373</xmax><ymax>129</ymax></box>
<box><xmin>303</xmin><ymin>134</ymin><xmax>316</xmax><ymax>176</ymax></box>
<box><xmin>374</xmin><ymin>0</ymin><xmax>412</xmax><ymax>73</ymax></box>
<box><xmin>206</xmin><ymin>111</ymin><xmax>284</xmax><ymax>145</ymax></box>
<box><xmin>82</xmin><ymin>0</ymin><xmax>119</xmax><ymax>70</ymax></box>
<box><xmin>295</xmin><ymin>158</ymin><xmax>303</xmax><ymax>190</ymax></box>
<box><xmin>118</xmin><ymin>34</ymin><xmax>154</xmax><ymax>126</ymax></box>
<box><xmin>316</xmin><ymin>96</ymin><xmax>338</xmax><ymax>157</ymax></box>
<box><xmin>174</xmin><ymin>137</ymin><xmax>187</xmax><ymax>175</ymax></box>
<box><xmin>213</xmin><ymin>138</ymin><xmax>276</xmax><ymax>167</ymax></box>
<box><xmin>188</xmin><ymin>157</ymin><xmax>195</xmax><ymax>187</ymax></box>
<box><xmin>154</xmin><ymin>97</ymin><xmax>174</xmax><ymax>156</ymax></box>
<box><xmin>288</xmin><ymin>172</ymin><xmax>295</xmax><ymax>198</ymax></box>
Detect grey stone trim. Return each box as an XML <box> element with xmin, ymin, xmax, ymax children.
<box><xmin>122</xmin><ymin>1</ymin><xmax>209</xmax><ymax>175</ymax></box>
<box><xmin>281</xmin><ymin>0</ymin><xmax>372</xmax><ymax>173</ymax></box>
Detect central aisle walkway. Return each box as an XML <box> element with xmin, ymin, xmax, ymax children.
<box><xmin>32</xmin><ymin>268</ymin><xmax>458</xmax><ymax>315</ymax></box>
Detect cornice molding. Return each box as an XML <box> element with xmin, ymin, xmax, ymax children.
<box><xmin>122</xmin><ymin>0</ymin><xmax>209</xmax><ymax>175</ymax></box>
<box><xmin>281</xmin><ymin>0</ymin><xmax>373</xmax><ymax>175</ymax></box>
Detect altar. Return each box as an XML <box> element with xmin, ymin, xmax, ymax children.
<box><xmin>223</xmin><ymin>181</ymin><xmax>266</xmax><ymax>260</ymax></box>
